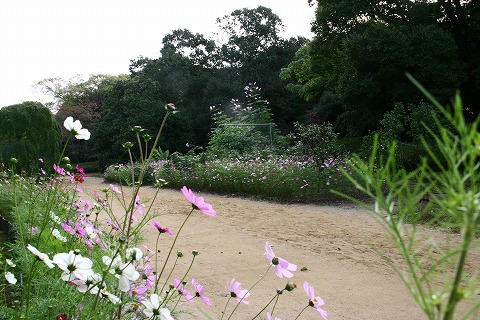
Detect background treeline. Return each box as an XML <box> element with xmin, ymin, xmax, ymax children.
<box><xmin>10</xmin><ymin>1</ymin><xmax>478</xmax><ymax>170</ymax></box>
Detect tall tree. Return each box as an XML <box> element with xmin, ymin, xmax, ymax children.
<box><xmin>36</xmin><ymin>74</ymin><xmax>127</xmax><ymax>163</ymax></box>
<box><xmin>216</xmin><ymin>6</ymin><xmax>285</xmax><ymax>67</ymax></box>
<box><xmin>286</xmin><ymin>0</ymin><xmax>477</xmax><ymax>136</ymax></box>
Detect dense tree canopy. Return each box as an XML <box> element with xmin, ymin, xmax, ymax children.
<box><xmin>88</xmin><ymin>6</ymin><xmax>310</xmax><ymax>166</ymax></box>
<box><xmin>283</xmin><ymin>0</ymin><xmax>479</xmax><ymax>136</ymax></box>
<box><xmin>36</xmin><ymin>74</ymin><xmax>128</xmax><ymax>163</ymax></box>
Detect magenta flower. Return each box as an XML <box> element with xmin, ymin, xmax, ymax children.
<box><xmin>173</xmin><ymin>279</ymin><xmax>194</xmax><ymax>301</ymax></box>
<box><xmin>181</xmin><ymin>186</ymin><xmax>216</xmax><ymax>216</ymax></box>
<box><xmin>192</xmin><ymin>278</ymin><xmax>211</xmax><ymax>306</ymax></box>
<box><xmin>304</xmin><ymin>281</ymin><xmax>328</xmax><ymax>320</ymax></box>
<box><xmin>53</xmin><ymin>164</ymin><xmax>65</xmax><ymax>176</ymax></box>
<box><xmin>225</xmin><ymin>279</ymin><xmax>250</xmax><ymax>304</ymax></box>
<box><xmin>265</xmin><ymin>241</ymin><xmax>297</xmax><ymax>278</ymax></box>
<box><xmin>151</xmin><ymin>221</ymin><xmax>173</xmax><ymax>235</ymax></box>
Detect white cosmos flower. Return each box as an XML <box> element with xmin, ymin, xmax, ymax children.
<box><xmin>27</xmin><ymin>244</ymin><xmax>55</xmax><ymax>268</ymax></box>
<box><xmin>63</xmin><ymin>116</ymin><xmax>91</xmax><ymax>140</ymax></box>
<box><xmin>52</xmin><ymin>229</ymin><xmax>67</xmax><ymax>242</ymax></box>
<box><xmin>102</xmin><ymin>256</ymin><xmax>140</xmax><ymax>292</ymax></box>
<box><xmin>100</xmin><ymin>288</ymin><xmax>121</xmax><ymax>304</ymax></box>
<box><xmin>49</xmin><ymin>211</ymin><xmax>62</xmax><ymax>224</ymax></box>
<box><xmin>142</xmin><ymin>294</ymin><xmax>174</xmax><ymax>320</ymax></box>
<box><xmin>53</xmin><ymin>251</ymin><xmax>94</xmax><ymax>281</ymax></box>
<box><xmin>72</xmin><ymin>273</ymin><xmax>102</xmax><ymax>294</ymax></box>
<box><xmin>126</xmin><ymin>247</ymin><xmax>143</xmax><ymax>261</ymax></box>
<box><xmin>6</xmin><ymin>259</ymin><xmax>15</xmax><ymax>267</ymax></box>
<box><xmin>5</xmin><ymin>272</ymin><xmax>17</xmax><ymax>284</ymax></box>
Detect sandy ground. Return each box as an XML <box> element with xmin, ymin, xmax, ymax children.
<box><xmin>80</xmin><ymin>176</ymin><xmax>479</xmax><ymax>320</ymax></box>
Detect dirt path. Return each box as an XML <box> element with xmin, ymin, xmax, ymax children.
<box><xmin>79</xmin><ymin>176</ymin><xmax>462</xmax><ymax>319</ymax></box>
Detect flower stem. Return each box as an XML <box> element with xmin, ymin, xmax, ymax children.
<box><xmin>443</xmin><ymin>227</ymin><xmax>473</xmax><ymax>320</ymax></box>
<box><xmin>220</xmin><ymin>296</ymin><xmax>233</xmax><ymax>320</ymax></box>
<box><xmin>293</xmin><ymin>305</ymin><xmax>310</xmax><ymax>320</ymax></box>
<box><xmin>155</xmin><ymin>209</ymin><xmax>194</xmax><ymax>292</ymax></box>
<box><xmin>251</xmin><ymin>292</ymin><xmax>280</xmax><ymax>319</ymax></box>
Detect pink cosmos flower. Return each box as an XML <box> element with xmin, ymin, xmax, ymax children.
<box><xmin>151</xmin><ymin>221</ymin><xmax>173</xmax><ymax>235</ymax></box>
<box><xmin>75</xmin><ymin>164</ymin><xmax>86</xmax><ymax>177</ymax></box>
<box><xmin>173</xmin><ymin>279</ymin><xmax>194</xmax><ymax>301</ymax></box>
<box><xmin>265</xmin><ymin>241</ymin><xmax>297</xmax><ymax>279</ymax></box>
<box><xmin>109</xmin><ymin>184</ymin><xmax>121</xmax><ymax>194</ymax></box>
<box><xmin>225</xmin><ymin>279</ymin><xmax>250</xmax><ymax>304</ymax></box>
<box><xmin>129</xmin><ymin>283</ymin><xmax>148</xmax><ymax>299</ymax></box>
<box><xmin>181</xmin><ymin>186</ymin><xmax>216</xmax><ymax>216</ymax></box>
<box><xmin>137</xmin><ymin>264</ymin><xmax>156</xmax><ymax>288</ymax></box>
<box><xmin>192</xmin><ymin>278</ymin><xmax>211</xmax><ymax>306</ymax></box>
<box><xmin>134</xmin><ymin>196</ymin><xmax>146</xmax><ymax>214</ymax></box>
<box><xmin>303</xmin><ymin>281</ymin><xmax>328</xmax><ymax>320</ymax></box>
<box><xmin>53</xmin><ymin>164</ymin><xmax>65</xmax><ymax>176</ymax></box>
<box><xmin>267</xmin><ymin>312</ymin><xmax>282</xmax><ymax>320</ymax></box>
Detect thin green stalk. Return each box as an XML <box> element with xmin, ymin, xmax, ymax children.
<box><xmin>135</xmin><ymin>132</ymin><xmax>144</xmax><ymax>166</ymax></box>
<box><xmin>22</xmin><ymin>260</ymin><xmax>38</xmax><ymax>320</ymax></box>
<box><xmin>251</xmin><ymin>292</ymin><xmax>280</xmax><ymax>319</ymax></box>
<box><xmin>175</xmin><ymin>254</ymin><xmax>197</xmax><ymax>292</ymax></box>
<box><xmin>293</xmin><ymin>305</ymin><xmax>309</xmax><ymax>320</ymax></box>
<box><xmin>160</xmin><ymin>254</ymin><xmax>182</xmax><ymax>298</ymax></box>
<box><xmin>57</xmin><ymin>133</ymin><xmax>72</xmax><ymax>166</ymax></box>
<box><xmin>443</xmin><ymin>227</ymin><xmax>473</xmax><ymax>320</ymax></box>
<box><xmin>220</xmin><ymin>296</ymin><xmax>233</xmax><ymax>320</ymax></box>
<box><xmin>155</xmin><ymin>209</ymin><xmax>194</xmax><ymax>292</ymax></box>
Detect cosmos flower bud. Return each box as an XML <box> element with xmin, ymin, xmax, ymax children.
<box><xmin>285</xmin><ymin>282</ymin><xmax>296</xmax><ymax>292</ymax></box>
<box><xmin>165</xmin><ymin>103</ymin><xmax>176</xmax><ymax>112</ymax></box>
<box><xmin>192</xmin><ymin>250</ymin><xmax>200</xmax><ymax>256</ymax></box>
<box><xmin>143</xmin><ymin>133</ymin><xmax>152</xmax><ymax>141</ymax></box>
<box><xmin>154</xmin><ymin>178</ymin><xmax>167</xmax><ymax>188</ymax></box>
<box><xmin>122</xmin><ymin>142</ymin><xmax>134</xmax><ymax>149</ymax></box>
<box><xmin>10</xmin><ymin>157</ymin><xmax>18</xmax><ymax>164</ymax></box>
<box><xmin>131</xmin><ymin>126</ymin><xmax>144</xmax><ymax>133</ymax></box>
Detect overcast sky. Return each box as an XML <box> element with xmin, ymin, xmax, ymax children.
<box><xmin>0</xmin><ymin>0</ymin><xmax>315</xmax><ymax>108</ymax></box>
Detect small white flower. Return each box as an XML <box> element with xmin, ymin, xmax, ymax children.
<box><xmin>6</xmin><ymin>259</ymin><xmax>16</xmax><ymax>267</ymax></box>
<box><xmin>100</xmin><ymin>288</ymin><xmax>121</xmax><ymax>304</ymax></box>
<box><xmin>126</xmin><ymin>247</ymin><xmax>143</xmax><ymax>261</ymax></box>
<box><xmin>63</xmin><ymin>116</ymin><xmax>91</xmax><ymax>140</ymax></box>
<box><xmin>5</xmin><ymin>272</ymin><xmax>17</xmax><ymax>284</ymax></box>
<box><xmin>72</xmin><ymin>273</ymin><xmax>103</xmax><ymax>294</ymax></box>
<box><xmin>102</xmin><ymin>255</ymin><xmax>140</xmax><ymax>292</ymax></box>
<box><xmin>49</xmin><ymin>211</ymin><xmax>62</xmax><ymax>224</ymax></box>
<box><xmin>27</xmin><ymin>244</ymin><xmax>54</xmax><ymax>268</ymax></box>
<box><xmin>53</xmin><ymin>251</ymin><xmax>94</xmax><ymax>281</ymax></box>
<box><xmin>142</xmin><ymin>294</ymin><xmax>174</xmax><ymax>320</ymax></box>
<box><xmin>52</xmin><ymin>229</ymin><xmax>67</xmax><ymax>242</ymax></box>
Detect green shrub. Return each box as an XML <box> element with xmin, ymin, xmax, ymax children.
<box><xmin>0</xmin><ymin>102</ymin><xmax>61</xmax><ymax>173</ymax></box>
<box><xmin>362</xmin><ymin>101</ymin><xmax>448</xmax><ymax>169</ymax></box>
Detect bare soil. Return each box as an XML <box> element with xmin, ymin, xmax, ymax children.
<box><xmin>80</xmin><ymin>177</ymin><xmax>479</xmax><ymax>320</ymax></box>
